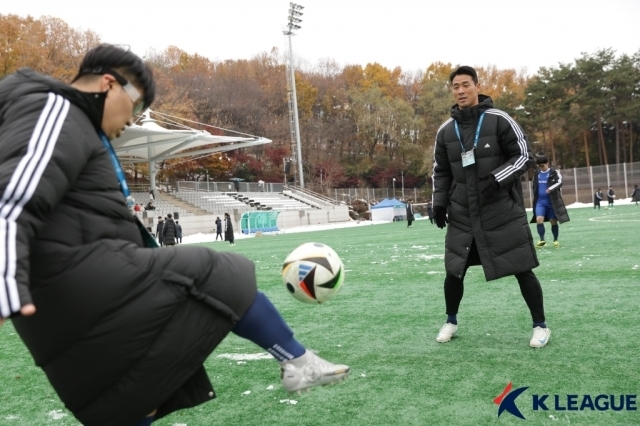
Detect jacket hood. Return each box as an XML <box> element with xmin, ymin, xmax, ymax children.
<box><xmin>450</xmin><ymin>94</ymin><xmax>494</xmax><ymax>123</ymax></box>
<box><xmin>0</xmin><ymin>68</ymin><xmax>105</xmax><ymax>131</ymax></box>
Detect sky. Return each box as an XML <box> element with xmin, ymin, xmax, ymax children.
<box><xmin>4</xmin><ymin>0</ymin><xmax>640</xmax><ymax>75</ymax></box>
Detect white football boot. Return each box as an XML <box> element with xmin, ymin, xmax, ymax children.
<box><xmin>530</xmin><ymin>326</ymin><xmax>551</xmax><ymax>348</ymax></box>
<box><xmin>280</xmin><ymin>350</ymin><xmax>350</xmax><ymax>394</ymax></box>
<box><xmin>436</xmin><ymin>323</ymin><xmax>458</xmax><ymax>343</ymax></box>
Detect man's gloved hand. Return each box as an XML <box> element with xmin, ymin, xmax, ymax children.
<box><xmin>433</xmin><ymin>206</ymin><xmax>448</xmax><ymax>229</ymax></box>
<box><xmin>479</xmin><ymin>174</ymin><xmax>500</xmax><ymax>200</ymax></box>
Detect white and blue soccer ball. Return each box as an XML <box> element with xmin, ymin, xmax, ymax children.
<box><xmin>282</xmin><ymin>242</ymin><xmax>345</xmax><ymax>304</ymax></box>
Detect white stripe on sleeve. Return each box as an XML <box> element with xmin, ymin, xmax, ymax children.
<box><xmin>0</xmin><ymin>93</ymin><xmax>70</xmax><ymax>317</ymax></box>
<box><xmin>548</xmin><ymin>170</ymin><xmax>563</xmax><ymax>191</ymax></box>
<box><xmin>485</xmin><ymin>109</ymin><xmax>529</xmax><ymax>182</ymax></box>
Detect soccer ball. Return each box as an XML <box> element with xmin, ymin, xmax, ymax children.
<box><xmin>282</xmin><ymin>242</ymin><xmax>344</xmax><ymax>304</ymax></box>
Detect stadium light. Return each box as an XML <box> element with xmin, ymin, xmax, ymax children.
<box><xmin>283</xmin><ymin>3</ymin><xmax>305</xmax><ymax>188</ymax></box>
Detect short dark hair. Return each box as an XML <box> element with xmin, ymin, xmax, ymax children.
<box><xmin>449</xmin><ymin>66</ymin><xmax>478</xmax><ymax>84</ymax></box>
<box><xmin>167</xmin><ymin>213</ymin><xmax>172</xmax><ymax>218</ymax></box>
<box><xmin>536</xmin><ymin>155</ymin><xmax>549</xmax><ymax>165</ymax></box>
<box><xmin>73</xmin><ymin>44</ymin><xmax>155</xmax><ymax>110</ymax></box>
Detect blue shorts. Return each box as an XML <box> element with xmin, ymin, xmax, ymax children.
<box><xmin>535</xmin><ymin>202</ymin><xmax>556</xmax><ymax>220</ymax></box>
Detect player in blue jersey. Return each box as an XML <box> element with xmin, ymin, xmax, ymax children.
<box><xmin>530</xmin><ymin>156</ymin><xmax>570</xmax><ymax>247</ymax></box>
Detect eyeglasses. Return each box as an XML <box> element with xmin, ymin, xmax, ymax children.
<box><xmin>83</xmin><ymin>67</ymin><xmax>145</xmax><ymax>115</ymax></box>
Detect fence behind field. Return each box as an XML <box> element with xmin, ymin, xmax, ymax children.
<box><xmin>330</xmin><ymin>162</ymin><xmax>640</xmax><ymax>210</ymax></box>
<box><xmin>521</xmin><ymin>162</ymin><xmax>639</xmax><ymax>208</ymax></box>
<box><xmin>160</xmin><ymin>162</ymin><xmax>639</xmax><ymax>211</ymax></box>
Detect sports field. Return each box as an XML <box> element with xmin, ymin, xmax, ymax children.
<box><xmin>1</xmin><ymin>205</ymin><xmax>639</xmax><ymax>425</ymax></box>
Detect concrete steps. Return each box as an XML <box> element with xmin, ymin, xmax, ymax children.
<box><xmin>158</xmin><ymin>193</ymin><xmax>209</xmax><ymax>216</ymax></box>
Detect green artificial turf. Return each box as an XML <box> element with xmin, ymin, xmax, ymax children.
<box><xmin>1</xmin><ymin>205</ymin><xmax>639</xmax><ymax>425</ymax></box>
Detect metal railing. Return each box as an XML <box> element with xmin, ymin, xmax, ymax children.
<box><xmin>329</xmin><ymin>162</ymin><xmax>640</xmax><ymax>209</ymax></box>
<box><xmin>170</xmin><ymin>162</ymin><xmax>639</xmax><ymax>210</ymax></box>
<box><xmin>176</xmin><ymin>181</ymin><xmax>284</xmax><ymax>193</ymax></box>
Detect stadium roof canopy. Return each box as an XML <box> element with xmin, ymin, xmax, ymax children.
<box><xmin>112</xmin><ymin>110</ymin><xmax>272</xmax><ymax>164</ymax></box>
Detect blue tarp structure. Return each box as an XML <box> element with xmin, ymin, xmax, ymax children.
<box><xmin>371</xmin><ymin>198</ymin><xmax>406</xmax><ymax>221</ymax></box>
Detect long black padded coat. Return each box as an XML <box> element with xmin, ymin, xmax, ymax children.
<box><xmin>0</xmin><ymin>69</ymin><xmax>257</xmax><ymax>426</ymax></box>
<box><xmin>433</xmin><ymin>95</ymin><xmax>539</xmax><ymax>281</ymax></box>
<box><xmin>163</xmin><ymin>217</ymin><xmax>177</xmax><ymax>245</ymax></box>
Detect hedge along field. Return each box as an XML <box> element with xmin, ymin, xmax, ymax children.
<box><xmin>1</xmin><ymin>204</ymin><xmax>639</xmax><ymax>425</ymax></box>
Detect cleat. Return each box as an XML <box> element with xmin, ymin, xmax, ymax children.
<box><xmin>530</xmin><ymin>326</ymin><xmax>551</xmax><ymax>348</ymax></box>
<box><xmin>553</xmin><ymin>240</ymin><xmax>559</xmax><ymax>248</ymax></box>
<box><xmin>535</xmin><ymin>240</ymin><xmax>546</xmax><ymax>248</ymax></box>
<box><xmin>280</xmin><ymin>350</ymin><xmax>350</xmax><ymax>393</ymax></box>
<box><xmin>436</xmin><ymin>322</ymin><xmax>458</xmax><ymax>343</ymax></box>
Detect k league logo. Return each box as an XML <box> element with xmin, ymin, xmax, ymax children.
<box><xmin>494</xmin><ymin>382</ymin><xmax>528</xmax><ymax>419</ymax></box>
<box><xmin>493</xmin><ymin>382</ymin><xmax>638</xmax><ymax>420</ymax></box>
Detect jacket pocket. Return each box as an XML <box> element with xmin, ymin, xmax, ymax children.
<box><xmin>162</xmin><ymin>269</ymin><xmax>241</xmax><ymax>324</ymax></box>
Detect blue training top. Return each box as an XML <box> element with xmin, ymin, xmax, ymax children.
<box><xmin>537</xmin><ymin>170</ymin><xmax>551</xmax><ymax>202</ymax></box>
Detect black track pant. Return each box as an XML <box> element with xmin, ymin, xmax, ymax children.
<box><xmin>443</xmin><ymin>246</ymin><xmax>545</xmax><ymax>323</ymax></box>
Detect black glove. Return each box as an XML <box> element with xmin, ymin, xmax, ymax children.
<box><xmin>479</xmin><ymin>174</ymin><xmax>500</xmax><ymax>200</ymax></box>
<box><xmin>433</xmin><ymin>206</ymin><xmax>448</xmax><ymax>229</ymax></box>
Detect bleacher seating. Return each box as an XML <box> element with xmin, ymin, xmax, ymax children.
<box><xmin>230</xmin><ymin>192</ymin><xmax>315</xmax><ymax>210</ymax></box>
<box><xmin>131</xmin><ymin>192</ymin><xmax>192</xmax><ymax>218</ymax></box>
<box><xmin>174</xmin><ymin>191</ymin><xmax>316</xmax><ymax>214</ymax></box>
<box><xmin>174</xmin><ymin>191</ymin><xmax>253</xmax><ymax>216</ymax></box>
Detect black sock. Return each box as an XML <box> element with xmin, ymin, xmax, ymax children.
<box><xmin>444</xmin><ymin>275</ymin><xmax>464</xmax><ymax>320</ymax></box>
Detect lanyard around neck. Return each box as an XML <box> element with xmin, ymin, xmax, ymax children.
<box><xmin>99</xmin><ymin>131</ymin><xmax>134</xmax><ymax>211</ymax></box>
<box><xmin>454</xmin><ymin>112</ymin><xmax>485</xmax><ymax>152</ymax></box>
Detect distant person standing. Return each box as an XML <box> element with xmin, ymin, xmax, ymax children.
<box><xmin>163</xmin><ymin>213</ymin><xmax>177</xmax><ymax>246</ymax></box>
<box><xmin>631</xmin><ymin>184</ymin><xmax>639</xmax><ymax>206</ymax></box>
<box><xmin>426</xmin><ymin>201</ymin><xmax>434</xmax><ymax>224</ymax></box>
<box><xmin>224</xmin><ymin>212</ymin><xmax>235</xmax><ymax>245</ymax></box>
<box><xmin>175</xmin><ymin>220</ymin><xmax>183</xmax><ymax>244</ymax></box>
<box><xmin>215</xmin><ymin>216</ymin><xmax>223</xmax><ymax>241</ymax></box>
<box><xmin>156</xmin><ymin>216</ymin><xmax>164</xmax><ymax>247</ymax></box>
<box><xmin>607</xmin><ymin>186</ymin><xmax>615</xmax><ymax>208</ymax></box>
<box><xmin>234</xmin><ymin>180</ymin><xmax>240</xmax><ymax>192</ymax></box>
<box><xmin>258</xmin><ymin>179</ymin><xmax>265</xmax><ymax>192</ymax></box>
<box><xmin>594</xmin><ymin>189</ymin><xmax>603</xmax><ymax>210</ymax></box>
<box><xmin>530</xmin><ymin>155</ymin><xmax>569</xmax><ymax>248</ymax></box>
<box><xmin>406</xmin><ymin>199</ymin><xmax>415</xmax><ymax>228</ymax></box>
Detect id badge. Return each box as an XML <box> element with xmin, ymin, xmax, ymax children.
<box><xmin>461</xmin><ymin>149</ymin><xmax>476</xmax><ymax>167</ymax></box>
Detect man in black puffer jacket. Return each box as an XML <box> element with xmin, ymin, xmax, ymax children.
<box><xmin>0</xmin><ymin>44</ymin><xmax>349</xmax><ymax>426</ymax></box>
<box><xmin>432</xmin><ymin>66</ymin><xmax>550</xmax><ymax>349</ymax></box>
<box><xmin>163</xmin><ymin>213</ymin><xmax>177</xmax><ymax>246</ymax></box>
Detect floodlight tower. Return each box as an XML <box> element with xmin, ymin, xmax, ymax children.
<box><xmin>284</xmin><ymin>2</ymin><xmax>305</xmax><ymax>188</ymax></box>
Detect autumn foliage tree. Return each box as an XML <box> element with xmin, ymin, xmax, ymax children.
<box><xmin>3</xmin><ymin>13</ymin><xmax>639</xmax><ymax>191</ymax></box>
